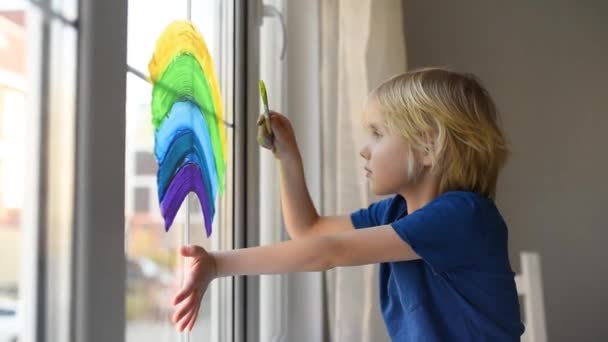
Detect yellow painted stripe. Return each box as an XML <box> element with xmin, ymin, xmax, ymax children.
<box><xmin>148</xmin><ymin>20</ymin><xmax>227</xmax><ymax>163</ymax></box>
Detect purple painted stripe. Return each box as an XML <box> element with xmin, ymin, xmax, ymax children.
<box><xmin>160</xmin><ymin>162</ymin><xmax>213</xmax><ymax>237</ymax></box>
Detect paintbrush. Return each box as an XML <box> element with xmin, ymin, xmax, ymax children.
<box><xmin>258</xmin><ymin>80</ymin><xmax>275</xmax><ymax>149</ymax></box>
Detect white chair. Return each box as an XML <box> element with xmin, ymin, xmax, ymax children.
<box><xmin>515</xmin><ymin>252</ymin><xmax>547</xmax><ymax>342</ymax></box>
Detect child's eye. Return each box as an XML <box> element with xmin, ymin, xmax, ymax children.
<box><xmin>372</xmin><ymin>130</ymin><xmax>382</xmax><ymax>138</ymax></box>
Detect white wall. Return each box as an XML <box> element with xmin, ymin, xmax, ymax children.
<box><xmin>403</xmin><ymin>1</ymin><xmax>608</xmax><ymax>341</ymax></box>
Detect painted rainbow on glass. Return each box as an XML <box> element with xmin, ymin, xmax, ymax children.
<box><xmin>148</xmin><ymin>20</ymin><xmax>227</xmax><ymax>237</ymax></box>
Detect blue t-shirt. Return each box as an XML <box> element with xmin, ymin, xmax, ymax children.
<box><xmin>350</xmin><ymin>191</ymin><xmax>524</xmax><ymax>341</ymax></box>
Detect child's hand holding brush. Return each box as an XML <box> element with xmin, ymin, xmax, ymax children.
<box><xmin>257</xmin><ymin>81</ymin><xmax>300</xmax><ymax>162</ymax></box>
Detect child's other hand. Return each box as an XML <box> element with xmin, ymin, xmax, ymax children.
<box><xmin>171</xmin><ymin>245</ymin><xmax>217</xmax><ymax>332</ymax></box>
<box><xmin>257</xmin><ymin>111</ymin><xmax>299</xmax><ymax>160</ymax></box>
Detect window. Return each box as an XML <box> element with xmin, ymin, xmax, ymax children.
<box><xmin>125</xmin><ymin>0</ymin><xmax>235</xmax><ymax>340</ymax></box>
<box><xmin>2</xmin><ymin>0</ymin><xmax>246</xmax><ymax>340</ymax></box>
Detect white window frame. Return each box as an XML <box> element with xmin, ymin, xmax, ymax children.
<box><xmin>258</xmin><ymin>1</ymin><xmax>326</xmax><ymax>341</ymax></box>
<box><xmin>71</xmin><ymin>0</ymin><xmax>128</xmax><ymax>340</ymax></box>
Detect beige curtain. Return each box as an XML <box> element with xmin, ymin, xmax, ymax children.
<box><xmin>319</xmin><ymin>1</ymin><xmax>407</xmax><ymax>341</ymax></box>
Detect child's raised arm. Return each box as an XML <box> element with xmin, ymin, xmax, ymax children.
<box><xmin>258</xmin><ymin>111</ymin><xmax>355</xmax><ymax>239</ymax></box>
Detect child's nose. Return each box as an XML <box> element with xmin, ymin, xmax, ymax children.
<box><xmin>359</xmin><ymin>147</ymin><xmax>370</xmax><ymax>160</ymax></box>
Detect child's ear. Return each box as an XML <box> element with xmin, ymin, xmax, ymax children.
<box><xmin>420</xmin><ymin>131</ymin><xmax>436</xmax><ymax>167</ymax></box>
<box><xmin>420</xmin><ymin>148</ymin><xmax>434</xmax><ymax>167</ymax></box>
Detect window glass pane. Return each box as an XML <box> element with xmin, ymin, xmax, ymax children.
<box><xmin>0</xmin><ymin>5</ymin><xmax>30</xmax><ymax>342</ymax></box>
<box><xmin>134</xmin><ymin>187</ymin><xmax>151</xmax><ymax>212</ymax></box>
<box><xmin>125</xmin><ymin>69</ymin><xmax>180</xmax><ymax>341</ymax></box>
<box><xmin>126</xmin><ymin>0</ymin><xmax>188</xmax><ymax>73</ymax></box>
<box><xmin>126</xmin><ymin>0</ymin><xmax>234</xmax><ymax>340</ymax></box>
<box><xmin>187</xmin><ymin>2</ymin><xmax>235</xmax><ymax>341</ymax></box>
<box><xmin>135</xmin><ymin>151</ymin><xmax>157</xmax><ymax>175</ymax></box>
<box><xmin>3</xmin><ymin>2</ymin><xmax>77</xmax><ymax>341</ymax></box>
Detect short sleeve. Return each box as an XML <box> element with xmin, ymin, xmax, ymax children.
<box><xmin>350</xmin><ymin>196</ymin><xmax>395</xmax><ymax>229</ymax></box>
<box><xmin>391</xmin><ymin>192</ymin><xmax>492</xmax><ymax>273</ymax></box>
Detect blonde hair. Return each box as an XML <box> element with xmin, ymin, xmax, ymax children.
<box><xmin>370</xmin><ymin>67</ymin><xmax>510</xmax><ymax>198</ymax></box>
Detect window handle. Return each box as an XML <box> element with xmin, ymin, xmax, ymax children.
<box><xmin>260</xmin><ymin>4</ymin><xmax>287</xmax><ymax>61</ymax></box>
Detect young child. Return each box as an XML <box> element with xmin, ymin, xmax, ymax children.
<box><xmin>171</xmin><ymin>68</ymin><xmax>525</xmax><ymax>341</ymax></box>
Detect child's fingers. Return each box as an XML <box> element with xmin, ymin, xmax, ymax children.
<box><xmin>172</xmin><ymin>284</ymin><xmax>193</xmax><ymax>305</ymax></box>
<box><xmin>268</xmin><ymin>112</ymin><xmax>294</xmax><ymax>141</ymax></box>
<box><xmin>172</xmin><ymin>275</ymin><xmax>198</xmax><ymax>307</ymax></box>
<box><xmin>256</xmin><ymin>115</ymin><xmax>268</xmax><ymax>130</ymax></box>
<box><xmin>172</xmin><ymin>264</ymin><xmax>202</xmax><ymax>305</ymax></box>
<box><xmin>257</xmin><ymin>121</ymin><xmax>275</xmax><ymax>150</ymax></box>
<box><xmin>258</xmin><ymin>113</ymin><xmax>275</xmax><ymax>128</ymax></box>
<box><xmin>262</xmin><ymin>134</ymin><xmax>273</xmax><ymax>148</ymax></box>
<box><xmin>180</xmin><ymin>245</ymin><xmax>206</xmax><ymax>257</ymax></box>
<box><xmin>172</xmin><ymin>291</ymin><xmax>198</xmax><ymax>324</ymax></box>
<box><xmin>186</xmin><ymin>303</ymin><xmax>200</xmax><ymax>331</ymax></box>
<box><xmin>260</xmin><ymin>115</ymin><xmax>275</xmax><ymax>136</ymax></box>
<box><xmin>177</xmin><ymin>306</ymin><xmax>196</xmax><ymax>332</ymax></box>
<box><xmin>268</xmin><ymin>110</ymin><xmax>282</xmax><ymax>119</ymax></box>
<box><xmin>172</xmin><ymin>297</ymin><xmax>191</xmax><ymax>324</ymax></box>
<box><xmin>176</xmin><ymin>306</ymin><xmax>193</xmax><ymax>329</ymax></box>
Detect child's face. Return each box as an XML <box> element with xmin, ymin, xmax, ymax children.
<box><xmin>360</xmin><ymin>99</ymin><xmax>416</xmax><ymax>195</ymax></box>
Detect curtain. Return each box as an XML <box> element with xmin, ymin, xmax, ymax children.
<box><xmin>319</xmin><ymin>1</ymin><xmax>408</xmax><ymax>341</ymax></box>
